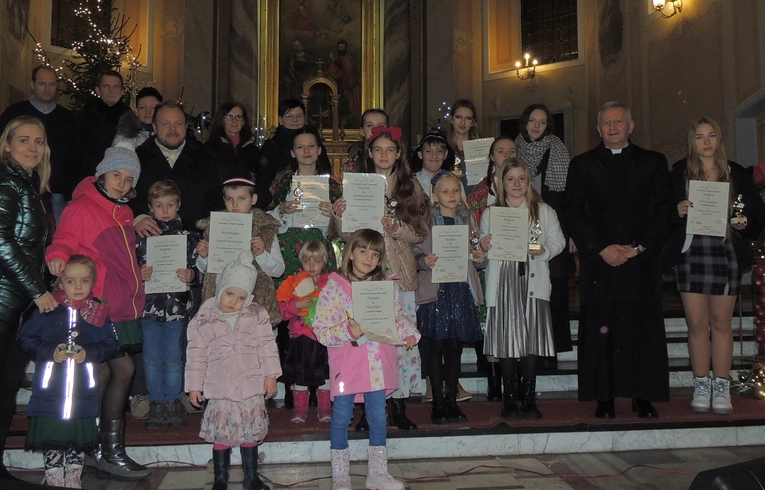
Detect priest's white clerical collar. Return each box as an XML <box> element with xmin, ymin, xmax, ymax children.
<box><xmin>608</xmin><ymin>144</ymin><xmax>629</xmax><ymax>155</ymax></box>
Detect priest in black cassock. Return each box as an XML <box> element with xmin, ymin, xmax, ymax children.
<box><xmin>566</xmin><ymin>101</ymin><xmax>674</xmax><ymax>419</ymax></box>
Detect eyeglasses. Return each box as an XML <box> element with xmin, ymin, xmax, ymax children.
<box><xmin>224</xmin><ymin>114</ymin><xmax>244</xmax><ymax>121</ymax></box>
<box><xmin>283</xmin><ymin>112</ymin><xmax>305</xmax><ymax>121</ymax></box>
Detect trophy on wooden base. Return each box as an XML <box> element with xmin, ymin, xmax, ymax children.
<box><xmin>292</xmin><ymin>181</ymin><xmax>305</xmax><ymax>211</ymax></box>
<box><xmin>384</xmin><ymin>196</ymin><xmax>398</xmax><ymax>226</ymax></box>
<box><xmin>731</xmin><ymin>194</ymin><xmax>747</xmax><ymax>226</ymax></box>
<box><xmin>528</xmin><ymin>219</ymin><xmax>543</xmax><ymax>252</ymax></box>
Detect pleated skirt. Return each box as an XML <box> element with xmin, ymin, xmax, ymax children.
<box><xmin>483</xmin><ymin>260</ymin><xmax>555</xmax><ymax>359</ymax></box>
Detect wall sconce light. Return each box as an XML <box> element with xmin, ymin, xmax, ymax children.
<box><xmin>515</xmin><ymin>53</ymin><xmax>537</xmax><ymax>80</ymax></box>
<box><xmin>653</xmin><ymin>0</ymin><xmax>682</xmax><ymax>18</ymax></box>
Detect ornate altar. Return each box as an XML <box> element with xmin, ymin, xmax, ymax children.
<box><xmin>301</xmin><ymin>63</ymin><xmax>356</xmax><ymax>177</ymax></box>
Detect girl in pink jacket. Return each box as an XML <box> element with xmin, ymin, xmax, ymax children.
<box><xmin>313</xmin><ymin>229</ymin><xmax>420</xmax><ymax>490</ymax></box>
<box><xmin>185</xmin><ymin>251</ymin><xmax>281</xmax><ymax>490</ymax></box>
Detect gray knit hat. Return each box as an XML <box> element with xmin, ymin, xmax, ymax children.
<box><xmin>215</xmin><ymin>250</ymin><xmax>258</xmax><ymax>304</ymax></box>
<box><xmin>95</xmin><ymin>147</ymin><xmax>141</xmax><ymax>187</ymax></box>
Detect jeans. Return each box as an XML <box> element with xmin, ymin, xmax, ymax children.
<box><xmin>330</xmin><ymin>389</ymin><xmax>386</xmax><ymax>449</ymax></box>
<box><xmin>50</xmin><ymin>193</ymin><xmax>67</xmax><ymax>225</ymax></box>
<box><xmin>141</xmin><ymin>319</ymin><xmax>184</xmax><ymax>403</ymax></box>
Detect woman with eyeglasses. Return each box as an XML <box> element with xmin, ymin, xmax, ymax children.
<box><xmin>256</xmin><ymin>99</ymin><xmax>331</xmax><ymax>191</ymax></box>
<box><xmin>203</xmin><ymin>101</ymin><xmax>271</xmax><ymax>209</ymax></box>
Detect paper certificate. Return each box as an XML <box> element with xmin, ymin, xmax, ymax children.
<box><xmin>432</xmin><ymin>225</ymin><xmax>469</xmax><ymax>283</ymax></box>
<box><xmin>351</xmin><ymin>281</ymin><xmax>401</xmax><ymax>345</ymax></box>
<box><xmin>687</xmin><ymin>180</ymin><xmax>730</xmax><ymax>237</ymax></box>
<box><xmin>208</xmin><ymin>211</ymin><xmax>253</xmax><ymax>273</ymax></box>
<box><xmin>289</xmin><ymin>175</ymin><xmax>331</xmax><ymax>229</ymax></box>
<box><xmin>462</xmin><ymin>137</ymin><xmax>495</xmax><ymax>186</ymax></box>
<box><xmin>487</xmin><ymin>207</ymin><xmax>529</xmax><ymax>262</ymax></box>
<box><xmin>342</xmin><ymin>173</ymin><xmax>386</xmax><ymax>233</ymax></box>
<box><xmin>145</xmin><ymin>235</ymin><xmax>187</xmax><ymax>294</ymax></box>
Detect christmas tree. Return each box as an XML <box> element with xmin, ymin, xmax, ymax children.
<box><xmin>33</xmin><ymin>0</ymin><xmax>144</xmax><ymax>111</ymax></box>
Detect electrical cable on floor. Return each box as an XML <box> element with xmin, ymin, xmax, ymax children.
<box><xmin>7</xmin><ymin>460</ymin><xmax>699</xmax><ymax>487</ymax></box>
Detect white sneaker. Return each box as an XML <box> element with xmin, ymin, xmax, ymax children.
<box><xmin>712</xmin><ymin>377</ymin><xmax>732</xmax><ymax>415</ymax></box>
<box><xmin>690</xmin><ymin>376</ymin><xmax>711</xmax><ymax>413</ymax></box>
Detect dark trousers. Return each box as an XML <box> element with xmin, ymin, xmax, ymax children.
<box><xmin>0</xmin><ymin>335</ymin><xmax>30</xmax><ymax>454</ymax></box>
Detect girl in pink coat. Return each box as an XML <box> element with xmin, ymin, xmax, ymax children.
<box><xmin>313</xmin><ymin>229</ymin><xmax>420</xmax><ymax>490</ymax></box>
<box><xmin>185</xmin><ymin>251</ymin><xmax>281</xmax><ymax>490</ymax></box>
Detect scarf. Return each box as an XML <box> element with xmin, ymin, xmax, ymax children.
<box><xmin>93</xmin><ymin>180</ymin><xmax>130</xmax><ymax>205</ymax></box>
<box><xmin>434</xmin><ymin>207</ymin><xmax>464</xmax><ymax>226</ymax></box>
<box><xmin>53</xmin><ymin>289</ymin><xmax>110</xmax><ymax>327</ymax></box>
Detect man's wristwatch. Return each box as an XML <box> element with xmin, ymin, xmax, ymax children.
<box><xmin>631</xmin><ymin>242</ymin><xmax>645</xmax><ymax>255</ymax></box>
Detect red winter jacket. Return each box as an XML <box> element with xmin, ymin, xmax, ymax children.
<box><xmin>46</xmin><ymin>177</ymin><xmax>145</xmax><ymax>322</ymax></box>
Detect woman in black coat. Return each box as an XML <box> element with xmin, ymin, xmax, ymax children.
<box><xmin>0</xmin><ymin>115</ymin><xmax>57</xmax><ymax>481</ymax></box>
<box><xmin>203</xmin><ymin>101</ymin><xmax>271</xmax><ymax>208</ymax></box>
<box><xmin>664</xmin><ymin>117</ymin><xmax>765</xmax><ymax>416</ymax></box>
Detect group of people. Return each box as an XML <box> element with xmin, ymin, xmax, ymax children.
<box><xmin>0</xmin><ymin>64</ymin><xmax>762</xmax><ymax>490</ymax></box>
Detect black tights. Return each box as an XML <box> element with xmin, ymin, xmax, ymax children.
<box><xmin>427</xmin><ymin>338</ymin><xmax>461</xmax><ymax>396</ymax></box>
<box><xmin>98</xmin><ymin>354</ymin><xmax>136</xmax><ymax>420</ymax></box>
<box><xmin>499</xmin><ymin>355</ymin><xmax>539</xmax><ymax>384</ymax></box>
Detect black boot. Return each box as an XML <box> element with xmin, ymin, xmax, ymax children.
<box><xmin>520</xmin><ymin>379</ymin><xmax>542</xmax><ymax>419</ymax></box>
<box><xmin>0</xmin><ymin>461</ymin><xmax>23</xmax><ymax>482</ymax></box>
<box><xmin>486</xmin><ymin>363</ymin><xmax>502</xmax><ymax>402</ymax></box>
<box><xmin>501</xmin><ymin>376</ymin><xmax>521</xmax><ymax>419</ymax></box>
<box><xmin>212</xmin><ymin>447</ymin><xmax>230</xmax><ymax>490</ymax></box>
<box><xmin>97</xmin><ymin>419</ymin><xmax>151</xmax><ymax>481</ymax></box>
<box><xmin>283</xmin><ymin>386</ymin><xmax>294</xmax><ymax>409</ymax></box>
<box><xmin>431</xmin><ymin>388</ymin><xmax>449</xmax><ymax>425</ymax></box>
<box><xmin>387</xmin><ymin>398</ymin><xmax>418</xmax><ymax>431</ymax></box>
<box><xmin>0</xmin><ymin>398</ymin><xmax>24</xmax><ymax>482</ymax></box>
<box><xmin>241</xmin><ymin>445</ymin><xmax>270</xmax><ymax>490</ymax></box>
<box><xmin>355</xmin><ymin>404</ymin><xmax>369</xmax><ymax>432</ymax></box>
<box><xmin>445</xmin><ymin>388</ymin><xmax>467</xmax><ymax>423</ymax></box>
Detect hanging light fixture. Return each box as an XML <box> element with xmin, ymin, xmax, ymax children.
<box><xmin>653</xmin><ymin>0</ymin><xmax>683</xmax><ymax>19</ymax></box>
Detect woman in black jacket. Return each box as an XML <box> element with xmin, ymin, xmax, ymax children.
<box><xmin>0</xmin><ymin>115</ymin><xmax>57</xmax><ymax>481</ymax></box>
<box><xmin>203</xmin><ymin>101</ymin><xmax>271</xmax><ymax>208</ymax></box>
<box><xmin>665</xmin><ymin>117</ymin><xmax>765</xmax><ymax>416</ymax></box>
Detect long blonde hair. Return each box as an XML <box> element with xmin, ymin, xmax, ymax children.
<box><xmin>339</xmin><ymin>229</ymin><xmax>387</xmax><ymax>282</ymax></box>
<box><xmin>495</xmin><ymin>157</ymin><xmax>540</xmax><ymax>224</ymax></box>
<box><xmin>685</xmin><ymin>117</ymin><xmax>731</xmax><ymax>191</ymax></box>
<box><xmin>0</xmin><ymin>116</ymin><xmax>51</xmax><ymax>193</ymax></box>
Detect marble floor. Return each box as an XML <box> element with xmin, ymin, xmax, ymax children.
<box><xmin>7</xmin><ymin>445</ymin><xmax>765</xmax><ymax>489</ymax></box>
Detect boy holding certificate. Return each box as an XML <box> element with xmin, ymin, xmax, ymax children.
<box><xmin>195</xmin><ymin>171</ymin><xmax>285</xmax><ymax>326</ymax></box>
<box><xmin>136</xmin><ymin>180</ymin><xmax>202</xmax><ymax>430</ymax></box>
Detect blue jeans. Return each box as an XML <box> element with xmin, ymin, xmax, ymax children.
<box><xmin>330</xmin><ymin>389</ymin><xmax>386</xmax><ymax>449</ymax></box>
<box><xmin>141</xmin><ymin>319</ymin><xmax>184</xmax><ymax>403</ymax></box>
<box><xmin>50</xmin><ymin>193</ymin><xmax>67</xmax><ymax>225</ymax></box>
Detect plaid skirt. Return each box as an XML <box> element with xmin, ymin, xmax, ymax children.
<box><xmin>674</xmin><ymin>234</ymin><xmax>740</xmax><ymax>295</ymax></box>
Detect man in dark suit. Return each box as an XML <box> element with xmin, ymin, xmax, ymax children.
<box><xmin>566</xmin><ymin>101</ymin><xmax>674</xmax><ymax>419</ymax></box>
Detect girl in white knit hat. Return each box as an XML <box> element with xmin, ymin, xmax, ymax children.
<box><xmin>185</xmin><ymin>251</ymin><xmax>281</xmax><ymax>490</ymax></box>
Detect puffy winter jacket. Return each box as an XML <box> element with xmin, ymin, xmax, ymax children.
<box><xmin>0</xmin><ymin>162</ymin><xmax>50</xmax><ymax>336</ymax></box>
<box><xmin>46</xmin><ymin>177</ymin><xmax>145</xmax><ymax>322</ymax></box>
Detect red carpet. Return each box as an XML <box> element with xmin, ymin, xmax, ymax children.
<box><xmin>7</xmin><ymin>394</ymin><xmax>765</xmax><ymax>449</ymax></box>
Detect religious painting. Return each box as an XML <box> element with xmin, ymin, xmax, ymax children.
<box><xmin>279</xmin><ymin>0</ymin><xmax>363</xmax><ymax>129</ymax></box>
<box><xmin>258</xmin><ymin>0</ymin><xmax>382</xmax><ymax>139</ymax></box>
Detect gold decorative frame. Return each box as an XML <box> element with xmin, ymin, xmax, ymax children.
<box><xmin>257</xmin><ymin>0</ymin><xmax>384</xmax><ymax>140</ymax></box>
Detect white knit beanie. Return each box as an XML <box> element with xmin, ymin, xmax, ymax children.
<box><xmin>215</xmin><ymin>250</ymin><xmax>258</xmax><ymax>304</ymax></box>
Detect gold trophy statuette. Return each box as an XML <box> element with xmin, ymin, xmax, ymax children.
<box><xmin>59</xmin><ymin>307</ymin><xmax>81</xmax><ymax>357</ymax></box>
<box><xmin>384</xmin><ymin>196</ymin><xmax>398</xmax><ymax>226</ymax></box>
<box><xmin>528</xmin><ymin>219</ymin><xmax>542</xmax><ymax>251</ymax></box>
<box><xmin>452</xmin><ymin>155</ymin><xmax>463</xmax><ymax>177</ymax></box>
<box><xmin>731</xmin><ymin>194</ymin><xmax>747</xmax><ymax>226</ymax></box>
<box><xmin>292</xmin><ymin>181</ymin><xmax>305</xmax><ymax>211</ymax></box>
<box><xmin>469</xmin><ymin>229</ymin><xmax>481</xmax><ymax>260</ymax></box>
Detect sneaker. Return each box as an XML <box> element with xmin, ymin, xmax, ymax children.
<box><xmin>145</xmin><ymin>401</ymin><xmax>165</xmax><ymax>430</ymax></box>
<box><xmin>181</xmin><ymin>392</ymin><xmax>205</xmax><ymax>413</ymax></box>
<box><xmin>167</xmin><ymin>399</ymin><xmax>186</xmax><ymax>429</ymax></box>
<box><xmin>130</xmin><ymin>394</ymin><xmax>150</xmax><ymax>420</ymax></box>
<box><xmin>455</xmin><ymin>382</ymin><xmax>472</xmax><ymax>402</ymax></box>
<box><xmin>712</xmin><ymin>377</ymin><xmax>733</xmax><ymax>415</ymax></box>
<box><xmin>690</xmin><ymin>376</ymin><xmax>711</xmax><ymax>413</ymax></box>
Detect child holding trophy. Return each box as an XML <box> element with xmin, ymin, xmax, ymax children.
<box><xmin>17</xmin><ymin>255</ymin><xmax>117</xmax><ymax>488</ymax></box>
<box><xmin>479</xmin><ymin>158</ymin><xmax>564</xmax><ymax>420</ymax></box>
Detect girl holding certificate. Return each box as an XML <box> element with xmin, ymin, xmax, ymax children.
<box><xmin>313</xmin><ymin>229</ymin><xmax>419</xmax><ymax>490</ymax></box>
<box><xmin>414</xmin><ymin>171</ymin><xmax>487</xmax><ymax>424</ymax></box>
<box><xmin>479</xmin><ymin>158</ymin><xmax>565</xmax><ymax>419</ymax></box>
<box><xmin>333</xmin><ymin>126</ymin><xmax>430</xmax><ymax>431</ymax></box>
<box><xmin>665</xmin><ymin>117</ymin><xmax>765</xmax><ymax>415</ymax></box>
<box><xmin>446</xmin><ymin>99</ymin><xmax>480</xmax><ymax>188</ymax></box>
